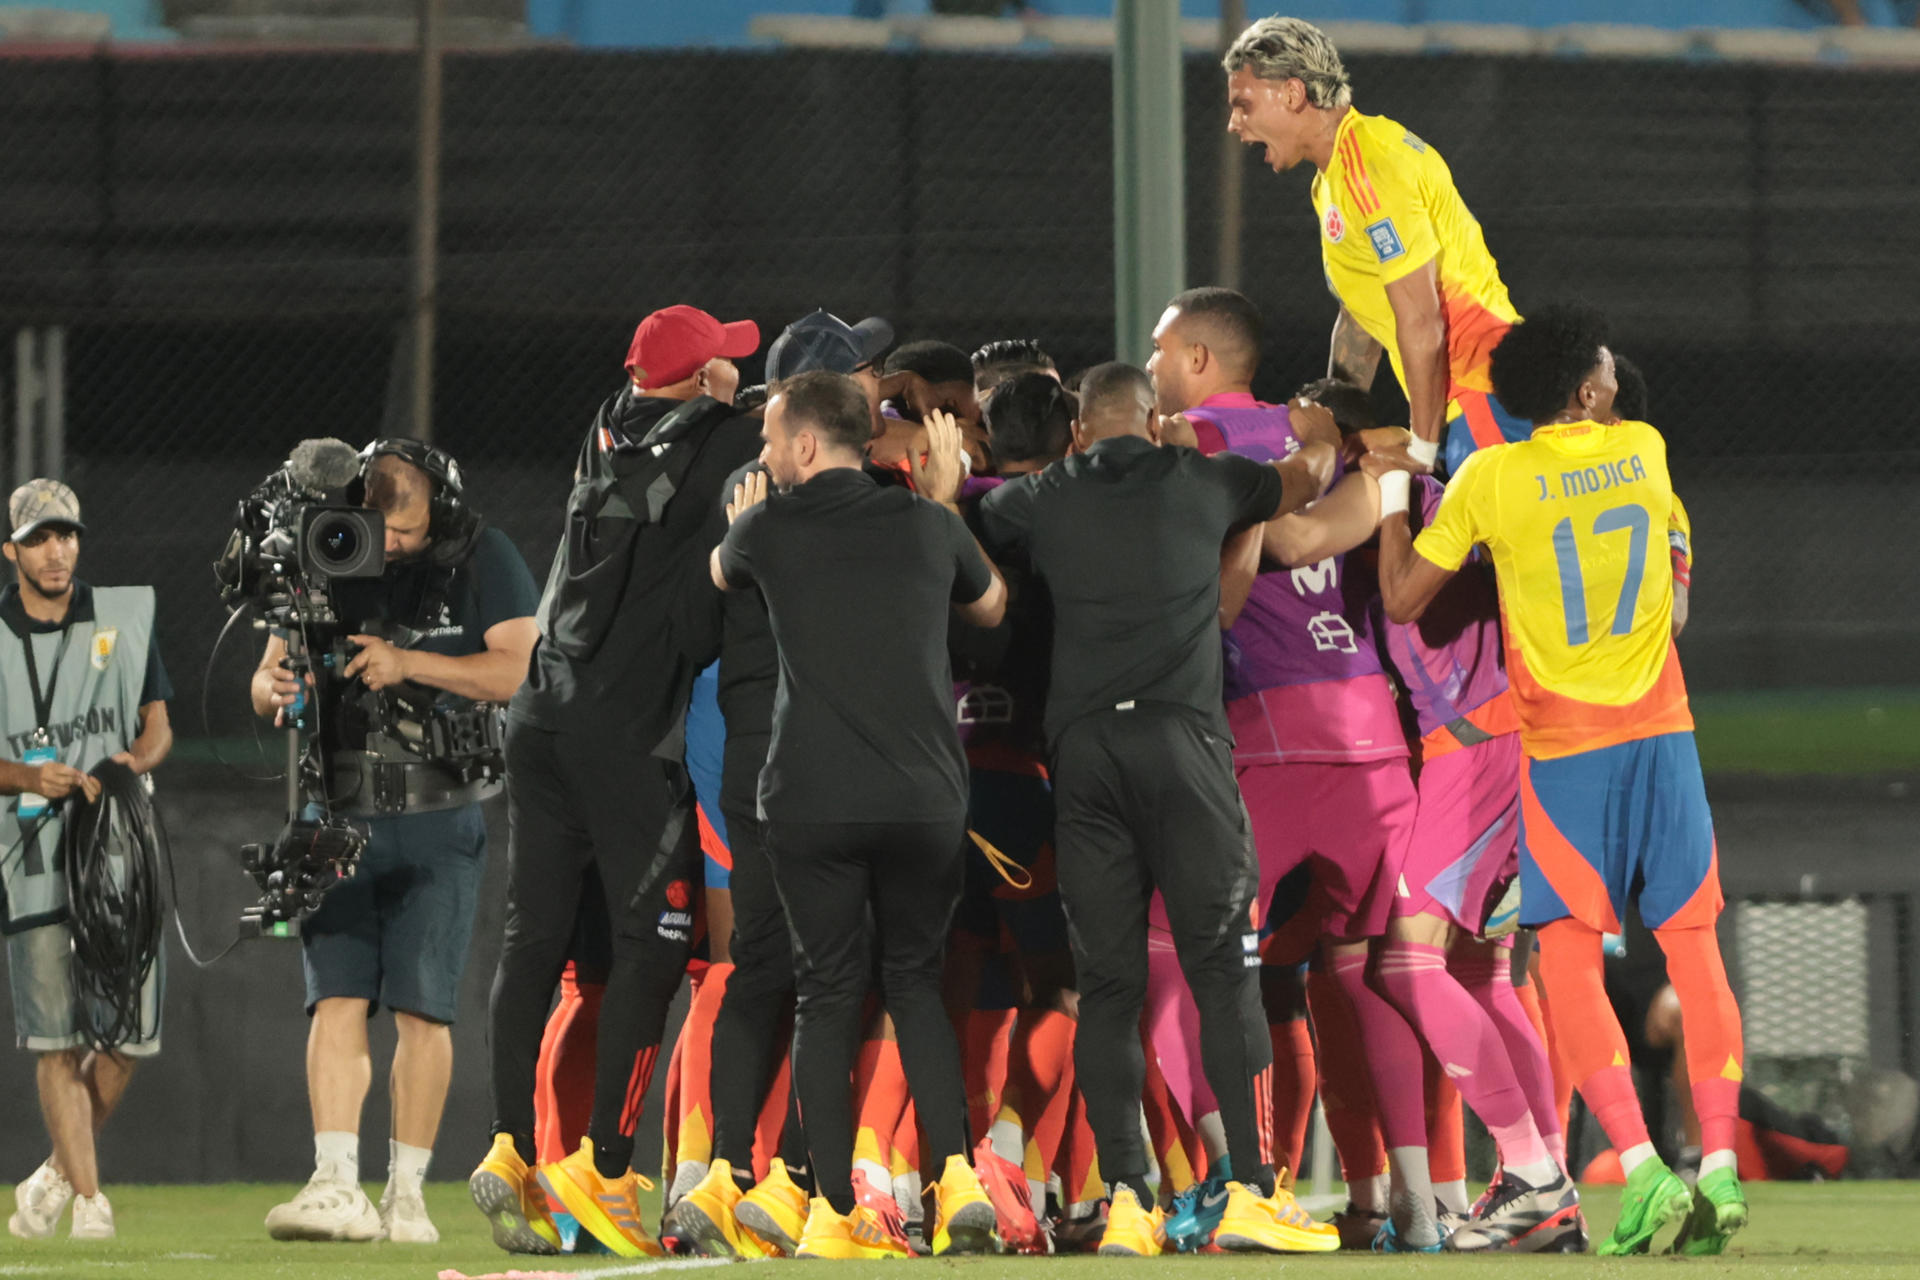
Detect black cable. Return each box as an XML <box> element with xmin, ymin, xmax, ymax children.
<box><xmin>62</xmin><ymin>760</ymin><xmax>164</xmax><ymax>1051</ymax></box>
<box><xmin>200</xmin><ymin>600</ymin><xmax>282</xmax><ymax>784</ymax></box>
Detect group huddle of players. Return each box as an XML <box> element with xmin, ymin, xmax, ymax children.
<box><xmin>469</xmin><ymin>15</ymin><xmax>1750</xmax><ymax>1263</ymax></box>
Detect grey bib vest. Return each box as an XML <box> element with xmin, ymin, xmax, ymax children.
<box><xmin>0</xmin><ymin>585</ymin><xmax>152</xmax><ymax>933</ymax></box>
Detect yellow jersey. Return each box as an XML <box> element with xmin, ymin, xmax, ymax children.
<box><xmin>1413</xmin><ymin>419</ymin><xmax>1694</xmax><ymax>759</ymax></box>
<box><xmin>1312</xmin><ymin>110</ymin><xmax>1520</xmax><ymax>401</ymax></box>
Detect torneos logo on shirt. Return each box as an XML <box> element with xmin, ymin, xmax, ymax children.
<box><xmin>1323</xmin><ymin>204</ymin><xmax>1345</xmax><ymax>243</ymax></box>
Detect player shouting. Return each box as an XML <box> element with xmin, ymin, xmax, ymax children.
<box><xmin>1224</xmin><ymin>16</ymin><xmax>1529</xmax><ymax>476</ymax></box>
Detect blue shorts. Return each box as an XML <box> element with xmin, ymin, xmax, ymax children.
<box><xmin>1517</xmin><ymin>731</ymin><xmax>1721</xmax><ymax>933</ymax></box>
<box><xmin>1443</xmin><ymin>390</ymin><xmax>1533</xmax><ymax>478</ymax></box>
<box><xmin>302</xmin><ymin>802</ymin><xmax>488</xmax><ymax>1023</ymax></box>
<box><xmin>685</xmin><ymin>662</ymin><xmax>731</xmax><ymax>889</ymax></box>
<box><xmin>7</xmin><ymin>921</ymin><xmax>163</xmax><ymax>1056</ymax></box>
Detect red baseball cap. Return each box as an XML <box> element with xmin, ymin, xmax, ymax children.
<box><xmin>625</xmin><ymin>305</ymin><xmax>760</xmax><ymax>390</ymax></box>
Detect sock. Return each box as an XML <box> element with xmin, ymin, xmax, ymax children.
<box><xmin>1619</xmin><ymin>1141</ymin><xmax>1657</xmax><ymax>1177</ymax></box>
<box><xmin>852</xmin><ymin>1036</ymin><xmax>908</xmax><ymax>1193</ymax></box>
<box><xmin>1140</xmin><ymin>1038</ymin><xmax>1200</xmax><ymax>1197</ymax></box>
<box><xmin>1329</xmin><ymin>948</ymin><xmax>1427</xmax><ymax>1150</ymax></box>
<box><xmin>1112</xmin><ymin>1173</ymin><xmax>1153</xmax><ymax>1207</ymax></box>
<box><xmin>1304</xmin><ymin>961</ymin><xmax>1388</xmax><ymax>1189</ymax></box>
<box><xmin>1006</xmin><ymin>1009</ymin><xmax>1076</xmax><ymax>1215</ymax></box>
<box><xmin>1455</xmin><ymin>941</ymin><xmax>1568</xmax><ymax>1173</ymax></box>
<box><xmin>534</xmin><ymin>964</ymin><xmax>601</xmax><ymax>1168</ymax></box>
<box><xmin>1350</xmin><ymin>1172</ymin><xmax>1390</xmax><ymax>1216</ymax></box>
<box><xmin>1375</xmin><ymin>939</ymin><xmax>1555</xmax><ymax>1177</ymax></box>
<box><xmin>1425</xmin><ymin>1062</ymin><xmax>1466</xmax><ymax>1189</ymax></box>
<box><xmin>315</xmin><ymin>1131</ymin><xmax>358</xmax><ymax>1183</ymax></box>
<box><xmin>1522</xmin><ymin>943</ymin><xmax>1577</xmax><ymax>1143</ymax></box>
<box><xmin>751</xmin><ymin>1043</ymin><xmax>793</xmax><ymax>1184</ymax></box>
<box><xmin>1386</xmin><ymin>1145</ymin><xmax>1440</xmax><ymax>1247</ymax></box>
<box><xmin>1537</xmin><ymin>919</ymin><xmax>1652</xmax><ymax>1155</ymax></box>
<box><xmin>674</xmin><ymin>963</ymin><xmax>730</xmax><ymax>1171</ymax></box>
<box><xmin>1267</xmin><ymin>1016</ymin><xmax>1316</xmax><ymax>1177</ymax></box>
<box><xmin>1144</xmin><ymin>942</ymin><xmax>1219</xmax><ymax>1126</ymax></box>
<box><xmin>962</xmin><ymin>1008</ymin><xmax>1016</xmax><ymax>1146</ymax></box>
<box><xmin>1699</xmin><ymin>1148</ymin><xmax>1737</xmax><ymax>1177</ymax></box>
<box><xmin>661</xmin><ymin>1013</ymin><xmax>686</xmax><ymax>1182</ymax></box>
<box><xmin>891</xmin><ymin>1101</ymin><xmax>921</xmax><ymax>1190</ymax></box>
<box><xmin>1653</xmin><ymin>923</ymin><xmax>1746</xmax><ymax>1163</ymax></box>
<box><xmin>389</xmin><ymin>1140</ymin><xmax>431</xmax><ymax>1197</ymax></box>
<box><xmin>1060</xmin><ymin>1088</ymin><xmax>1103</xmax><ymax>1213</ymax></box>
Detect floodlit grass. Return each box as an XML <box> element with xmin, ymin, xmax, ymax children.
<box><xmin>1691</xmin><ymin>687</ymin><xmax>1920</xmax><ymax>776</ymax></box>
<box><xmin>3</xmin><ymin>1181</ymin><xmax>1918</xmax><ymax>1278</ymax></box>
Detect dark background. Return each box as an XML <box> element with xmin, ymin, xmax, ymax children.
<box><xmin>0</xmin><ymin>46</ymin><xmax>1915</xmax><ymax>1182</ymax></box>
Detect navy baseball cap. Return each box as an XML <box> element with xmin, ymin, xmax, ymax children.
<box><xmin>765</xmin><ymin>310</ymin><xmax>894</xmax><ymax>384</ymax></box>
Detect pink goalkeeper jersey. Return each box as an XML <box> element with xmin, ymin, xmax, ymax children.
<box><xmin>1184</xmin><ymin>393</ymin><xmax>1406</xmax><ymax>766</ymax></box>
<box><xmin>1381</xmin><ymin>475</ymin><xmax>1519</xmax><ymax>759</ymax></box>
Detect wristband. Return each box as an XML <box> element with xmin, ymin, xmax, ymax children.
<box><xmin>1407</xmin><ymin>437</ymin><xmax>1439</xmax><ymax>468</ymax></box>
<box><xmin>1377</xmin><ymin>470</ymin><xmax>1411</xmax><ymax>518</ymax></box>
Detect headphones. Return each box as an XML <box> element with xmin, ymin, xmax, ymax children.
<box><xmin>358</xmin><ymin>437</ymin><xmax>483</xmax><ymax>567</ymax></box>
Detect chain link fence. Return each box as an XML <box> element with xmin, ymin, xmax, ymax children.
<box><xmin>2</xmin><ymin>44</ymin><xmax>1917</xmax><ymax>727</ymax></box>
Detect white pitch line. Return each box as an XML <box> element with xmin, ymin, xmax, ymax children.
<box><xmin>573</xmin><ymin>1259</ymin><xmax>738</xmax><ymax>1278</ymax></box>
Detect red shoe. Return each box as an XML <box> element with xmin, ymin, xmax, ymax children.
<box><xmin>972</xmin><ymin>1138</ymin><xmax>1042</xmax><ymax>1253</ymax></box>
<box><xmin>848</xmin><ymin>1170</ymin><xmax>911</xmax><ymax>1251</ymax></box>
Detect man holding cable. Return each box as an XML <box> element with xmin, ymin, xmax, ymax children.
<box><xmin>3</xmin><ymin>479</ymin><xmax>173</xmax><ymax>1242</ymax></box>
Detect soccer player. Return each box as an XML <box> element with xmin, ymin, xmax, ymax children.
<box><xmin>1146</xmin><ymin>288</ymin><xmax>1423</xmax><ymax>1250</ymax></box>
<box><xmin>1223</xmin><ymin>16</ymin><xmax>1529</xmax><ymax>476</ymax></box>
<box><xmin>975</xmin><ymin>363</ymin><xmax>1339</xmax><ymax>1257</ymax></box>
<box><xmin>1367</xmin><ymin>303</ymin><xmax>1749</xmax><ymax>1257</ymax></box>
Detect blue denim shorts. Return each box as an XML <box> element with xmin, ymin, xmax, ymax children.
<box><xmin>301</xmin><ymin>802</ymin><xmax>488</xmax><ymax>1024</ymax></box>
<box><xmin>7</xmin><ymin>920</ymin><xmax>163</xmax><ymax>1056</ymax></box>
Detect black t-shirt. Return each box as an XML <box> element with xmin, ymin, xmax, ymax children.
<box><xmin>331</xmin><ymin>526</ymin><xmax>539</xmax><ymax>672</ymax></box>
<box><xmin>0</xmin><ymin>581</ymin><xmax>171</xmax><ymax>706</ymax></box>
<box><xmin>513</xmin><ymin>393</ymin><xmax>763</xmax><ymax>750</ymax></box>
<box><xmin>975</xmin><ymin>435</ymin><xmax>1284</xmax><ymax>744</ymax></box>
<box><xmin>717</xmin><ymin>467</ymin><xmax>994</xmax><ymax>825</ymax></box>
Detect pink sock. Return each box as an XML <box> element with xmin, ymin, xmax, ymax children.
<box><xmin>1145</xmin><ymin>941</ymin><xmax>1219</xmax><ymax>1123</ymax></box>
<box><xmin>1375</xmin><ymin>941</ymin><xmax>1553</xmax><ymax>1173</ymax></box>
<box><xmin>1329</xmin><ymin>948</ymin><xmax>1428</xmax><ymax>1151</ymax></box>
<box><xmin>1452</xmin><ymin>945</ymin><xmax>1566</xmax><ymax>1170</ymax></box>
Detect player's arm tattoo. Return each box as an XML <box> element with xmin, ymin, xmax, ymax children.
<box><xmin>1329</xmin><ymin>307</ymin><xmax>1385</xmax><ymax>389</ymax></box>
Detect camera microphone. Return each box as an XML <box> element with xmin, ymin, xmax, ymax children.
<box><xmin>287</xmin><ymin>437</ymin><xmax>363</xmax><ymax>498</ymax></box>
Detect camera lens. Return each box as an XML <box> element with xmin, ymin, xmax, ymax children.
<box><xmin>314</xmin><ymin>519</ymin><xmax>359</xmax><ymax>566</ymax></box>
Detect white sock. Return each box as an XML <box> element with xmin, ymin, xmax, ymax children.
<box><xmin>1387</xmin><ymin>1146</ymin><xmax>1440</xmax><ymax>1247</ymax></box>
<box><xmin>1619</xmin><ymin>1141</ymin><xmax>1657</xmax><ymax>1177</ymax></box>
<box><xmin>389</xmin><ymin>1141</ymin><xmax>432</xmax><ymax>1197</ymax></box>
<box><xmin>986</xmin><ymin>1117</ymin><xmax>1025</xmax><ymax>1168</ymax></box>
<box><xmin>315</xmin><ymin>1131</ymin><xmax>359</xmax><ymax>1183</ymax></box>
<box><xmin>1699</xmin><ymin>1149</ymin><xmax>1737</xmax><ymax>1177</ymax></box>
<box><xmin>1435</xmin><ymin>1178</ymin><xmax>1469</xmax><ymax>1214</ymax></box>
<box><xmin>853</xmin><ymin>1157</ymin><xmax>891</xmax><ymax>1196</ymax></box>
<box><xmin>1509</xmin><ymin>1157</ymin><xmax>1562</xmax><ymax>1188</ymax></box>
<box><xmin>1348</xmin><ymin>1171</ymin><xmax>1390</xmax><ymax>1214</ymax></box>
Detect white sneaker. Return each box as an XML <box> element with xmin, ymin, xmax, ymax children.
<box><xmin>265</xmin><ymin>1167</ymin><xmax>386</xmax><ymax>1242</ymax></box>
<box><xmin>10</xmin><ymin>1161</ymin><xmax>73</xmax><ymax>1239</ymax></box>
<box><xmin>70</xmin><ymin>1192</ymin><xmax>115</xmax><ymax>1241</ymax></box>
<box><xmin>380</xmin><ymin>1184</ymin><xmax>439</xmax><ymax>1244</ymax></box>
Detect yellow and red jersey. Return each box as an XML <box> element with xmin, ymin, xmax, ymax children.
<box><xmin>1311</xmin><ymin>109</ymin><xmax>1520</xmax><ymax>403</ymax></box>
<box><xmin>1413</xmin><ymin>419</ymin><xmax>1694</xmax><ymax>760</ymax></box>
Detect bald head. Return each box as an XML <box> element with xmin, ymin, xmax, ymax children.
<box><xmin>1071</xmin><ymin>363</ymin><xmax>1156</xmax><ymax>446</ymax></box>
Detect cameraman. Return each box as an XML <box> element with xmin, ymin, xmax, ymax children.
<box><xmin>250</xmin><ymin>443</ymin><xmax>537</xmax><ymax>1245</ymax></box>
<box><xmin>4</xmin><ymin>480</ymin><xmax>172</xmax><ymax>1243</ymax></box>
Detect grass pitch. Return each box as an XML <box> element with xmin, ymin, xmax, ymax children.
<box><xmin>3</xmin><ymin>1182</ymin><xmax>1917</xmax><ymax>1280</ymax></box>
